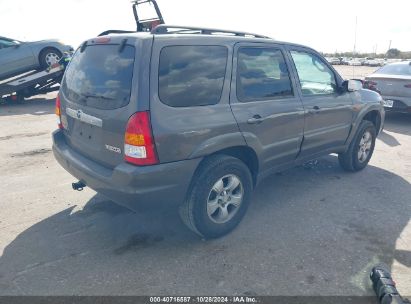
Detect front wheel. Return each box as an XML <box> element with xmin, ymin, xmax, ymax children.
<box><xmin>339</xmin><ymin>120</ymin><xmax>377</xmax><ymax>172</ymax></box>
<box><xmin>179</xmin><ymin>155</ymin><xmax>253</xmax><ymax>239</ymax></box>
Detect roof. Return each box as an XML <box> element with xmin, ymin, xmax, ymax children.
<box><xmin>97</xmin><ymin>25</ymin><xmax>315</xmax><ymax>51</ymax></box>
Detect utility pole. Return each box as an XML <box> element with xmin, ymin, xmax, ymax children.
<box><xmin>353</xmin><ymin>16</ymin><xmax>357</xmax><ymax>78</ymax></box>
<box><xmin>388</xmin><ymin>40</ymin><xmax>392</xmax><ymax>51</ymax></box>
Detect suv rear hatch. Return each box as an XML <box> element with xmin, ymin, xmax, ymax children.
<box><xmin>59</xmin><ymin>36</ymin><xmax>150</xmax><ymax>169</ymax></box>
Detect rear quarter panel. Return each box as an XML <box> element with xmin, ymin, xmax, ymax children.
<box><xmin>28</xmin><ymin>40</ymin><xmax>73</xmax><ymax>65</ymax></box>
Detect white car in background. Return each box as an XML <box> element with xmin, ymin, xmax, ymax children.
<box><xmin>326</xmin><ymin>57</ymin><xmax>341</xmax><ymax>65</ymax></box>
<box><xmin>348</xmin><ymin>59</ymin><xmax>362</xmax><ymax>66</ymax></box>
<box><xmin>365</xmin><ymin>61</ymin><xmax>411</xmax><ymax>113</ymax></box>
<box><xmin>364</xmin><ymin>58</ymin><xmax>381</xmax><ymax>67</ymax></box>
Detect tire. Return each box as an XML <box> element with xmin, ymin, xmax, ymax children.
<box><xmin>338</xmin><ymin>120</ymin><xmax>376</xmax><ymax>172</ymax></box>
<box><xmin>39</xmin><ymin>48</ymin><xmax>62</xmax><ymax>69</ymax></box>
<box><xmin>179</xmin><ymin>155</ymin><xmax>253</xmax><ymax>239</ymax></box>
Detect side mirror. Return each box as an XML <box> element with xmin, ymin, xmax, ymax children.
<box><xmin>347</xmin><ymin>79</ymin><xmax>362</xmax><ymax>92</ymax></box>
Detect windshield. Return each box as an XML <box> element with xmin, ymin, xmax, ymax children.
<box><xmin>61</xmin><ymin>44</ymin><xmax>135</xmax><ymax>110</ymax></box>
<box><xmin>0</xmin><ymin>38</ymin><xmax>18</xmax><ymax>47</ymax></box>
<box><xmin>376</xmin><ymin>63</ymin><xmax>411</xmax><ymax>76</ymax></box>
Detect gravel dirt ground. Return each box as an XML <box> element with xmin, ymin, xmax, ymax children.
<box><xmin>0</xmin><ymin>91</ymin><xmax>410</xmax><ymax>296</ymax></box>
<box><xmin>334</xmin><ymin>65</ymin><xmax>379</xmax><ymax>80</ymax></box>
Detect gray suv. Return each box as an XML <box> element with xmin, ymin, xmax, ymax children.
<box><xmin>53</xmin><ymin>26</ymin><xmax>385</xmax><ymax>238</ymax></box>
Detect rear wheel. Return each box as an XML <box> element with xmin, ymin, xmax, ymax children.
<box><xmin>39</xmin><ymin>48</ymin><xmax>62</xmax><ymax>69</ymax></box>
<box><xmin>338</xmin><ymin>120</ymin><xmax>376</xmax><ymax>172</ymax></box>
<box><xmin>179</xmin><ymin>155</ymin><xmax>253</xmax><ymax>239</ymax></box>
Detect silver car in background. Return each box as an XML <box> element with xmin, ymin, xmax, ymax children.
<box><xmin>365</xmin><ymin>61</ymin><xmax>411</xmax><ymax>113</ymax></box>
<box><xmin>0</xmin><ymin>36</ymin><xmax>73</xmax><ymax>80</ymax></box>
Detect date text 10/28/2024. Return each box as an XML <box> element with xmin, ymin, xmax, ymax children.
<box><xmin>149</xmin><ymin>296</ymin><xmax>257</xmax><ymax>303</ymax></box>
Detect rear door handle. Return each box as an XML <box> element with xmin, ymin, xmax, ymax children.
<box><xmin>308</xmin><ymin>106</ymin><xmax>320</xmax><ymax>114</ymax></box>
<box><xmin>247</xmin><ymin>114</ymin><xmax>264</xmax><ymax>124</ymax></box>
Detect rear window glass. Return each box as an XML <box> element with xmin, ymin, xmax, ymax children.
<box><xmin>377</xmin><ymin>63</ymin><xmax>411</xmax><ymax>76</ymax></box>
<box><xmin>62</xmin><ymin>44</ymin><xmax>135</xmax><ymax>110</ymax></box>
<box><xmin>158</xmin><ymin>45</ymin><xmax>228</xmax><ymax>107</ymax></box>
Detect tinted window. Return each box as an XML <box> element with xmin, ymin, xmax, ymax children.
<box><xmin>376</xmin><ymin>63</ymin><xmax>411</xmax><ymax>76</ymax></box>
<box><xmin>290</xmin><ymin>51</ymin><xmax>337</xmax><ymax>96</ymax></box>
<box><xmin>159</xmin><ymin>46</ymin><xmax>228</xmax><ymax>107</ymax></box>
<box><xmin>62</xmin><ymin>44</ymin><xmax>135</xmax><ymax>110</ymax></box>
<box><xmin>0</xmin><ymin>39</ymin><xmax>16</xmax><ymax>48</ymax></box>
<box><xmin>237</xmin><ymin>47</ymin><xmax>293</xmax><ymax>102</ymax></box>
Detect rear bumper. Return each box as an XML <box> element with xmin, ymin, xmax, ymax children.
<box><xmin>381</xmin><ymin>95</ymin><xmax>411</xmax><ymax>113</ymax></box>
<box><xmin>52</xmin><ymin>130</ymin><xmax>201</xmax><ymax>210</ymax></box>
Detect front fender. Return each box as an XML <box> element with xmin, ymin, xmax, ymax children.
<box><xmin>345</xmin><ymin>89</ymin><xmax>385</xmax><ymax>146</ymax></box>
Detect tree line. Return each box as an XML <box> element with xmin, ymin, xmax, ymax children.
<box><xmin>323</xmin><ymin>48</ymin><xmax>411</xmax><ymax>59</ymax></box>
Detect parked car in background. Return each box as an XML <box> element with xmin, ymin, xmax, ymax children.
<box><xmin>358</xmin><ymin>58</ymin><xmax>367</xmax><ymax>65</ymax></box>
<box><xmin>365</xmin><ymin>61</ymin><xmax>411</xmax><ymax>112</ymax></box>
<box><xmin>349</xmin><ymin>59</ymin><xmax>362</xmax><ymax>66</ymax></box>
<box><xmin>329</xmin><ymin>57</ymin><xmax>341</xmax><ymax>65</ymax></box>
<box><xmin>364</xmin><ymin>58</ymin><xmax>380</xmax><ymax>67</ymax></box>
<box><xmin>0</xmin><ymin>36</ymin><xmax>73</xmax><ymax>80</ymax></box>
<box><xmin>53</xmin><ymin>26</ymin><xmax>384</xmax><ymax>238</ymax></box>
<box><xmin>376</xmin><ymin>58</ymin><xmax>386</xmax><ymax>66</ymax></box>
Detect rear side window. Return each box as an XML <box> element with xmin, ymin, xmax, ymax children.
<box><xmin>237</xmin><ymin>47</ymin><xmax>293</xmax><ymax>102</ymax></box>
<box><xmin>62</xmin><ymin>44</ymin><xmax>135</xmax><ymax>110</ymax></box>
<box><xmin>158</xmin><ymin>45</ymin><xmax>228</xmax><ymax>107</ymax></box>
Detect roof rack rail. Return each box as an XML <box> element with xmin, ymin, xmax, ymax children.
<box><xmin>98</xmin><ymin>30</ymin><xmax>137</xmax><ymax>37</ymax></box>
<box><xmin>151</xmin><ymin>25</ymin><xmax>271</xmax><ymax>39</ymax></box>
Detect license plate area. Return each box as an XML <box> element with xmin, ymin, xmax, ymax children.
<box><xmin>71</xmin><ymin>121</ymin><xmax>102</xmax><ymax>147</ymax></box>
<box><xmin>383</xmin><ymin>99</ymin><xmax>394</xmax><ymax>108</ymax></box>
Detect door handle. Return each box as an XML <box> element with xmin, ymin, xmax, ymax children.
<box><xmin>308</xmin><ymin>106</ymin><xmax>320</xmax><ymax>114</ymax></box>
<box><xmin>247</xmin><ymin>114</ymin><xmax>264</xmax><ymax>124</ymax></box>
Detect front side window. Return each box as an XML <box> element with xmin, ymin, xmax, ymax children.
<box><xmin>237</xmin><ymin>47</ymin><xmax>293</xmax><ymax>102</ymax></box>
<box><xmin>159</xmin><ymin>45</ymin><xmax>228</xmax><ymax>107</ymax></box>
<box><xmin>290</xmin><ymin>50</ymin><xmax>337</xmax><ymax>96</ymax></box>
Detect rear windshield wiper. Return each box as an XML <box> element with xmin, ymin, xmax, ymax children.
<box><xmin>81</xmin><ymin>93</ymin><xmax>115</xmax><ymax>100</ymax></box>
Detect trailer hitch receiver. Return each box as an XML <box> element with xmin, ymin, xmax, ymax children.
<box><xmin>72</xmin><ymin>181</ymin><xmax>86</xmax><ymax>191</ymax></box>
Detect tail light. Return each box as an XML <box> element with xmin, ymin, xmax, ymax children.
<box><xmin>92</xmin><ymin>37</ymin><xmax>111</xmax><ymax>44</ymax></box>
<box><xmin>364</xmin><ymin>80</ymin><xmax>377</xmax><ymax>89</ymax></box>
<box><xmin>364</xmin><ymin>80</ymin><xmax>380</xmax><ymax>94</ymax></box>
<box><xmin>124</xmin><ymin>111</ymin><xmax>158</xmax><ymax>166</ymax></box>
<box><xmin>55</xmin><ymin>94</ymin><xmax>63</xmax><ymax>129</ymax></box>
<box><xmin>404</xmin><ymin>84</ymin><xmax>411</xmax><ymax>88</ymax></box>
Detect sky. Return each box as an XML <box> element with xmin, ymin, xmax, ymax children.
<box><xmin>1</xmin><ymin>0</ymin><xmax>411</xmax><ymax>54</ymax></box>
